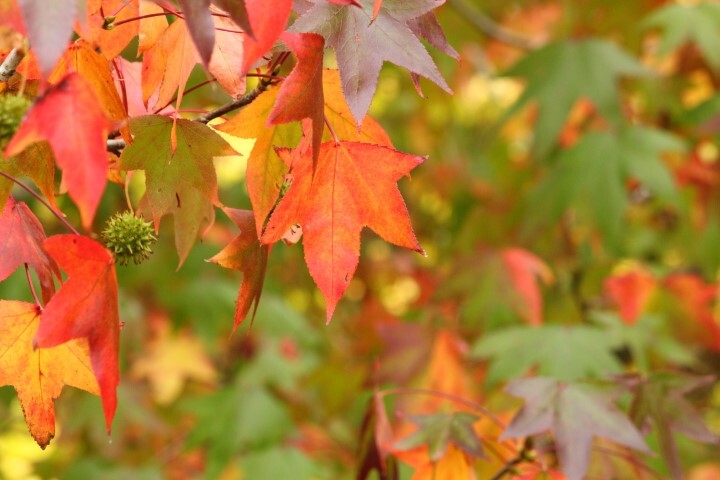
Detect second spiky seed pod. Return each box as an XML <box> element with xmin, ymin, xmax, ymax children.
<box><xmin>101</xmin><ymin>211</ymin><xmax>157</xmax><ymax>266</ymax></box>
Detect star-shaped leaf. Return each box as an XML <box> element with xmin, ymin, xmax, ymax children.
<box><xmin>501</xmin><ymin>377</ymin><xmax>650</xmax><ymax>480</ymax></box>
<box><xmin>291</xmin><ymin>0</ymin><xmax>453</xmax><ymax>123</ymax></box>
<box><xmin>4</xmin><ymin>73</ymin><xmax>114</xmax><ymax>229</ymax></box>
<box><xmin>0</xmin><ymin>300</ymin><xmax>99</xmax><ymax>448</ymax></box>
<box><xmin>261</xmin><ymin>140</ymin><xmax>423</xmax><ymax>321</ymax></box>
<box><xmin>34</xmin><ymin>234</ymin><xmax>120</xmax><ymax>435</ymax></box>
<box><xmin>472</xmin><ymin>325</ymin><xmax>623</xmax><ymax>386</ymax></box>
<box><xmin>119</xmin><ymin>115</ymin><xmax>237</xmax><ymax>266</ymax></box>
<box><xmin>0</xmin><ymin>141</ymin><xmax>57</xmax><ymax>213</ymax></box>
<box><xmin>503</xmin><ymin>39</ymin><xmax>649</xmax><ymax>157</ymax></box>
<box><xmin>393</xmin><ymin>412</ymin><xmax>485</xmax><ymax>462</ymax></box>
<box><xmin>207</xmin><ymin>207</ymin><xmax>269</xmax><ymax>331</ymax></box>
<box><xmin>0</xmin><ymin>197</ymin><xmax>60</xmax><ymax>303</ymax></box>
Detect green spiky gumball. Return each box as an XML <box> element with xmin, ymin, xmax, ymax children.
<box><xmin>102</xmin><ymin>212</ymin><xmax>157</xmax><ymax>266</ymax></box>
<box><xmin>0</xmin><ymin>94</ymin><xmax>32</xmax><ymax>149</ymax></box>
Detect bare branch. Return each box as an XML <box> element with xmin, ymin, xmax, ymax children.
<box><xmin>0</xmin><ymin>48</ymin><xmax>25</xmax><ymax>83</ymax></box>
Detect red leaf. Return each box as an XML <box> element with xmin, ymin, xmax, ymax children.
<box><xmin>0</xmin><ymin>197</ymin><xmax>60</xmax><ymax>303</ymax></box>
<box><xmin>604</xmin><ymin>269</ymin><xmax>656</xmax><ymax>325</ymax></box>
<box><xmin>268</xmin><ymin>32</ymin><xmax>324</xmax><ymax>167</ymax></box>
<box><xmin>501</xmin><ymin>248</ymin><xmax>553</xmax><ymax>326</ymax></box>
<box><xmin>34</xmin><ymin>235</ymin><xmax>120</xmax><ymax>435</ymax></box>
<box><xmin>212</xmin><ymin>0</ymin><xmax>254</xmax><ymax>38</ymax></box>
<box><xmin>4</xmin><ymin>73</ymin><xmax>114</xmax><ymax>229</ymax></box>
<box><xmin>240</xmin><ymin>0</ymin><xmax>292</xmax><ymax>75</ymax></box>
<box><xmin>262</xmin><ymin>141</ymin><xmax>423</xmax><ymax>322</ymax></box>
<box><xmin>329</xmin><ymin>0</ymin><xmax>361</xmax><ymax>5</ymax></box>
<box><xmin>207</xmin><ymin>208</ymin><xmax>269</xmax><ymax>332</ymax></box>
<box><xmin>178</xmin><ymin>0</ymin><xmax>214</xmax><ymax>66</ymax></box>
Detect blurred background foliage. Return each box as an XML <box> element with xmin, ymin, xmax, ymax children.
<box><xmin>3</xmin><ymin>0</ymin><xmax>720</xmax><ymax>478</ymax></box>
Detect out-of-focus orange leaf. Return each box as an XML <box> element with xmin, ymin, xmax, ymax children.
<box><xmin>663</xmin><ymin>273</ymin><xmax>720</xmax><ymax>351</ymax></box>
<box><xmin>0</xmin><ymin>301</ymin><xmax>99</xmax><ymax>449</ymax></box>
<box><xmin>605</xmin><ymin>268</ymin><xmax>657</xmax><ymax>325</ymax></box>
<box><xmin>393</xmin><ymin>444</ymin><xmax>477</xmax><ymax>480</ymax></box>
<box><xmin>501</xmin><ymin>248</ymin><xmax>554</xmax><ymax>326</ymax></box>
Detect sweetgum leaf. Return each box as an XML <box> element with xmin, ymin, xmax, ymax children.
<box><xmin>393</xmin><ymin>412</ymin><xmax>485</xmax><ymax>461</ymax></box>
<box><xmin>643</xmin><ymin>3</ymin><xmax>720</xmax><ymax>68</ymax></box>
<box><xmin>0</xmin><ymin>301</ymin><xmax>99</xmax><ymax>448</ymax></box>
<box><xmin>0</xmin><ymin>142</ymin><xmax>57</xmax><ymax>213</ymax></box>
<box><xmin>261</xmin><ymin>140</ymin><xmax>424</xmax><ymax>322</ymax></box>
<box><xmin>503</xmin><ymin>39</ymin><xmax>648</xmax><ymax>157</ymax></box>
<box><xmin>624</xmin><ymin>372</ymin><xmax>719</xmax><ymax>480</ymax></box>
<box><xmin>240</xmin><ymin>0</ymin><xmax>293</xmax><ymax>74</ymax></box>
<box><xmin>472</xmin><ymin>325</ymin><xmax>623</xmax><ymax>386</ymax></box>
<box><xmin>0</xmin><ymin>197</ymin><xmax>60</xmax><ymax>303</ymax></box>
<box><xmin>526</xmin><ymin>126</ymin><xmax>684</xmax><ymax>245</ymax></box>
<box><xmin>119</xmin><ymin>115</ymin><xmax>237</xmax><ymax>267</ymax></box>
<box><xmin>178</xmin><ymin>0</ymin><xmax>215</xmax><ymax>66</ymax></box>
<box><xmin>207</xmin><ymin>207</ymin><xmax>269</xmax><ymax>331</ymax></box>
<box><xmin>501</xmin><ymin>377</ymin><xmax>650</xmax><ymax>480</ymax></box>
<box><xmin>35</xmin><ymin>235</ymin><xmax>120</xmax><ymax>435</ymax></box>
<box><xmin>291</xmin><ymin>0</ymin><xmax>453</xmax><ymax>124</ymax></box>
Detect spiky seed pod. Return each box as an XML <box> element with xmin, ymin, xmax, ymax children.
<box><xmin>0</xmin><ymin>94</ymin><xmax>32</xmax><ymax>149</ymax></box>
<box><xmin>101</xmin><ymin>212</ymin><xmax>157</xmax><ymax>266</ymax></box>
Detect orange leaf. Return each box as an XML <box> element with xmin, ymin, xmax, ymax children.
<box><xmin>501</xmin><ymin>248</ymin><xmax>554</xmax><ymax>326</ymax></box>
<box><xmin>0</xmin><ymin>197</ymin><xmax>60</xmax><ymax>303</ymax></box>
<box><xmin>664</xmin><ymin>274</ymin><xmax>720</xmax><ymax>351</ymax></box>
<box><xmin>208</xmin><ymin>208</ymin><xmax>269</xmax><ymax>331</ymax></box>
<box><xmin>240</xmin><ymin>0</ymin><xmax>292</xmax><ymax>75</ymax></box>
<box><xmin>137</xmin><ymin>0</ymin><xmax>168</xmax><ymax>55</ymax></box>
<box><xmin>262</xmin><ymin>140</ymin><xmax>423</xmax><ymax>322</ymax></box>
<box><xmin>4</xmin><ymin>73</ymin><xmax>114</xmax><ymax>229</ymax></box>
<box><xmin>0</xmin><ymin>301</ymin><xmax>99</xmax><ymax>448</ymax></box>
<box><xmin>83</xmin><ymin>0</ymin><xmax>139</xmax><ymax>59</ymax></box>
<box><xmin>34</xmin><ymin>235</ymin><xmax>120</xmax><ymax>435</ymax></box>
<box><xmin>394</xmin><ymin>444</ymin><xmax>477</xmax><ymax>480</ymax></box>
<box><xmin>269</xmin><ymin>32</ymin><xmax>324</xmax><ymax>166</ymax></box>
<box><xmin>0</xmin><ymin>141</ymin><xmax>57</xmax><ymax>212</ymax></box>
<box><xmin>209</xmin><ymin>13</ymin><xmax>246</xmax><ymax>98</ymax></box>
<box><xmin>604</xmin><ymin>269</ymin><xmax>656</xmax><ymax>325</ymax></box>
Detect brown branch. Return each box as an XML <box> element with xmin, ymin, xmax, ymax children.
<box><xmin>24</xmin><ymin>264</ymin><xmax>42</xmax><ymax>309</ymax></box>
<box><xmin>447</xmin><ymin>0</ymin><xmax>538</xmax><ymax>50</ymax></box>
<box><xmin>0</xmin><ymin>48</ymin><xmax>25</xmax><ymax>82</ymax></box>
<box><xmin>489</xmin><ymin>438</ymin><xmax>535</xmax><ymax>480</ymax></box>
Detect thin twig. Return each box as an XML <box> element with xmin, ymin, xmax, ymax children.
<box><xmin>0</xmin><ymin>48</ymin><xmax>25</xmax><ymax>82</ymax></box>
<box><xmin>447</xmin><ymin>0</ymin><xmax>538</xmax><ymax>50</ymax></box>
<box><xmin>195</xmin><ymin>75</ymin><xmax>275</xmax><ymax>124</ymax></box>
<box><xmin>0</xmin><ymin>170</ymin><xmax>80</xmax><ymax>234</ymax></box>
<box><xmin>489</xmin><ymin>438</ymin><xmax>535</xmax><ymax>480</ymax></box>
<box><xmin>24</xmin><ymin>264</ymin><xmax>42</xmax><ymax>309</ymax></box>
<box><xmin>107</xmin><ymin>139</ymin><xmax>126</xmax><ymax>154</ymax></box>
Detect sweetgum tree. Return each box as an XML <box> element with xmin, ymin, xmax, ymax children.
<box><xmin>0</xmin><ymin>0</ymin><xmax>719</xmax><ymax>479</ymax></box>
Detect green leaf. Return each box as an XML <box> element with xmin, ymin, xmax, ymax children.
<box><xmin>643</xmin><ymin>3</ymin><xmax>720</xmax><ymax>68</ymax></box>
<box><xmin>526</xmin><ymin>126</ymin><xmax>684</xmax><ymax>245</ymax></box>
<box><xmin>392</xmin><ymin>412</ymin><xmax>485</xmax><ymax>461</ymax></box>
<box><xmin>624</xmin><ymin>372</ymin><xmax>718</xmax><ymax>480</ymax></box>
<box><xmin>119</xmin><ymin>115</ymin><xmax>237</xmax><ymax>267</ymax></box>
<box><xmin>501</xmin><ymin>377</ymin><xmax>650</xmax><ymax>480</ymax></box>
<box><xmin>240</xmin><ymin>447</ymin><xmax>328</xmax><ymax>480</ymax></box>
<box><xmin>503</xmin><ymin>39</ymin><xmax>648</xmax><ymax>157</ymax></box>
<box><xmin>472</xmin><ymin>325</ymin><xmax>623</xmax><ymax>386</ymax></box>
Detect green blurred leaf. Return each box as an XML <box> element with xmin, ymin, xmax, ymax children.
<box><xmin>240</xmin><ymin>447</ymin><xmax>328</xmax><ymax>479</ymax></box>
<box><xmin>392</xmin><ymin>412</ymin><xmax>484</xmax><ymax>462</ymax></box>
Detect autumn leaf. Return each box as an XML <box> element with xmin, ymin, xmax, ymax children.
<box><xmin>34</xmin><ymin>235</ymin><xmax>120</xmax><ymax>435</ymax></box>
<box><xmin>4</xmin><ymin>72</ymin><xmax>114</xmax><ymax>229</ymax></box>
<box><xmin>0</xmin><ymin>197</ymin><xmax>60</xmax><ymax>303</ymax></box>
<box><xmin>501</xmin><ymin>248</ymin><xmax>553</xmax><ymax>326</ymax></box>
<box><xmin>392</xmin><ymin>443</ymin><xmax>477</xmax><ymax>480</ymax></box>
<box><xmin>262</xmin><ymin>140</ymin><xmax>423</xmax><ymax>321</ymax></box>
<box><xmin>16</xmin><ymin>0</ymin><xmax>82</xmax><ymax>77</ymax></box>
<box><xmin>119</xmin><ymin>115</ymin><xmax>237</xmax><ymax>266</ymax></box>
<box><xmin>207</xmin><ymin>207</ymin><xmax>269</xmax><ymax>331</ymax></box>
<box><xmin>178</xmin><ymin>0</ymin><xmax>214</xmax><ymax>66</ymax></box>
<box><xmin>501</xmin><ymin>377</ymin><xmax>650</xmax><ymax>480</ymax></box>
<box><xmin>393</xmin><ymin>412</ymin><xmax>484</xmax><ymax>462</ymax></box>
<box><xmin>624</xmin><ymin>372</ymin><xmax>719</xmax><ymax>480</ymax></box>
<box><xmin>83</xmin><ymin>0</ymin><xmax>139</xmax><ymax>59</ymax></box>
<box><xmin>0</xmin><ymin>300</ymin><xmax>99</xmax><ymax>448</ymax></box>
<box><xmin>240</xmin><ymin>0</ymin><xmax>293</xmax><ymax>75</ymax></box>
<box><xmin>604</xmin><ymin>268</ymin><xmax>657</xmax><ymax>325</ymax></box>
<box><xmin>212</xmin><ymin>0</ymin><xmax>253</xmax><ymax>38</ymax></box>
<box><xmin>357</xmin><ymin>393</ymin><xmax>398</xmax><ymax>480</ymax></box>
<box><xmin>0</xmin><ymin>141</ymin><xmax>57</xmax><ymax>213</ymax></box>
<box><xmin>291</xmin><ymin>0</ymin><xmax>453</xmax><ymax>124</ymax></box>
<box><xmin>268</xmin><ymin>32</ymin><xmax>324</xmax><ymax>166</ymax></box>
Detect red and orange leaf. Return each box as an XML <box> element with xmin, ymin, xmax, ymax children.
<box><xmin>17</xmin><ymin>0</ymin><xmax>80</xmax><ymax>77</ymax></box>
<box><xmin>0</xmin><ymin>301</ymin><xmax>99</xmax><ymax>448</ymax></box>
<box><xmin>207</xmin><ymin>207</ymin><xmax>269</xmax><ymax>332</ymax></box>
<box><xmin>209</xmin><ymin>13</ymin><xmax>245</xmax><ymax>98</ymax></box>
<box><xmin>83</xmin><ymin>0</ymin><xmax>139</xmax><ymax>59</ymax></box>
<box><xmin>663</xmin><ymin>274</ymin><xmax>720</xmax><ymax>351</ymax></box>
<box><xmin>34</xmin><ymin>235</ymin><xmax>119</xmax><ymax>435</ymax></box>
<box><xmin>268</xmin><ymin>32</ymin><xmax>324</xmax><ymax>166</ymax></box>
<box><xmin>393</xmin><ymin>444</ymin><xmax>477</xmax><ymax>480</ymax></box>
<box><xmin>4</xmin><ymin>73</ymin><xmax>114</xmax><ymax>229</ymax></box>
<box><xmin>212</xmin><ymin>0</ymin><xmax>253</xmax><ymax>38</ymax></box>
<box><xmin>501</xmin><ymin>248</ymin><xmax>554</xmax><ymax>326</ymax></box>
<box><xmin>0</xmin><ymin>197</ymin><xmax>60</xmax><ymax>303</ymax></box>
<box><xmin>178</xmin><ymin>0</ymin><xmax>214</xmax><ymax>66</ymax></box>
<box><xmin>217</xmin><ymin>87</ymin><xmax>301</xmax><ymax>237</ymax></box>
<box><xmin>48</xmin><ymin>40</ymin><xmax>129</xmax><ymax>141</ymax></box>
<box><xmin>262</xmin><ymin>141</ymin><xmax>424</xmax><ymax>322</ymax></box>
<box><xmin>240</xmin><ymin>0</ymin><xmax>292</xmax><ymax>75</ymax></box>
<box><xmin>0</xmin><ymin>0</ymin><xmax>26</xmax><ymax>35</ymax></box>
<box><xmin>604</xmin><ymin>268</ymin><xmax>656</xmax><ymax>325</ymax></box>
